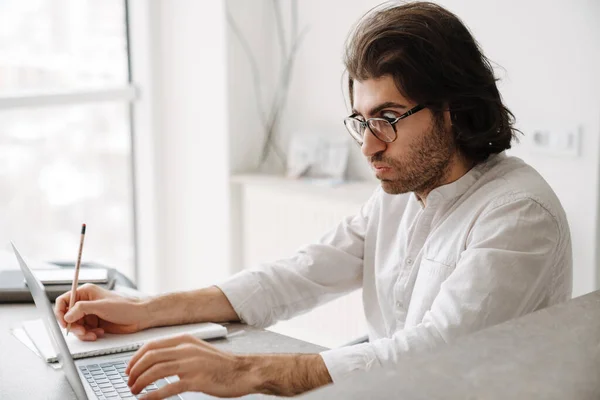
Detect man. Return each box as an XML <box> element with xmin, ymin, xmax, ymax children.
<box><xmin>54</xmin><ymin>2</ymin><xmax>572</xmax><ymax>399</ymax></box>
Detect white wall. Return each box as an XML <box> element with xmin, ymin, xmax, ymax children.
<box><xmin>130</xmin><ymin>0</ymin><xmax>230</xmax><ymax>293</ymax></box>
<box><xmin>226</xmin><ymin>0</ymin><xmax>277</xmax><ymax>174</ymax></box>
<box><xmin>227</xmin><ymin>0</ymin><xmax>600</xmax><ymax>296</ymax></box>
<box><xmin>434</xmin><ymin>0</ymin><xmax>600</xmax><ymax>296</ymax></box>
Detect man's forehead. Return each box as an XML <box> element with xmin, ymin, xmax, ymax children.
<box><xmin>352</xmin><ymin>76</ymin><xmax>409</xmax><ymax>115</ymax></box>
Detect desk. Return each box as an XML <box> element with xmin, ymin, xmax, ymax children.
<box><xmin>0</xmin><ymin>301</ymin><xmax>327</xmax><ymax>399</ymax></box>
<box><xmin>301</xmin><ymin>290</ymin><xmax>600</xmax><ymax>399</ymax></box>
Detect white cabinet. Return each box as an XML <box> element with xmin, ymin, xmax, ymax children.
<box><xmin>231</xmin><ymin>174</ymin><xmax>375</xmax><ymax>347</ymax></box>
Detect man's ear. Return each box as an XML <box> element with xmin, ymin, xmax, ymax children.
<box><xmin>348</xmin><ymin>77</ymin><xmax>355</xmax><ymax>108</ymax></box>
<box><xmin>443</xmin><ymin>109</ymin><xmax>453</xmax><ymax>130</ymax></box>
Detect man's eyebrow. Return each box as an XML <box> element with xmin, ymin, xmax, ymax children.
<box><xmin>352</xmin><ymin>102</ymin><xmax>407</xmax><ymax>117</ymax></box>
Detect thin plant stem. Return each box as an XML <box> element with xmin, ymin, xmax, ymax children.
<box><xmin>225</xmin><ymin>7</ymin><xmax>267</xmax><ymax>128</ymax></box>
<box><xmin>259</xmin><ymin>25</ymin><xmax>309</xmax><ymax>167</ymax></box>
<box><xmin>272</xmin><ymin>0</ymin><xmax>287</xmax><ymax>62</ymax></box>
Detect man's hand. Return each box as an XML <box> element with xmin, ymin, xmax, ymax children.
<box><xmin>54</xmin><ymin>284</ymin><xmax>150</xmax><ymax>341</ymax></box>
<box><xmin>125</xmin><ymin>334</ymin><xmax>333</xmax><ymax>399</ymax></box>
<box><xmin>125</xmin><ymin>334</ymin><xmax>254</xmax><ymax>399</ymax></box>
<box><xmin>54</xmin><ymin>285</ymin><xmax>240</xmax><ymax>342</ymax></box>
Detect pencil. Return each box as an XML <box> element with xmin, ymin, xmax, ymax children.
<box><xmin>66</xmin><ymin>223</ymin><xmax>86</xmax><ymax>336</ymax></box>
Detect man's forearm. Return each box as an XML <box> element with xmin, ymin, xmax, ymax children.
<box><xmin>140</xmin><ymin>286</ymin><xmax>239</xmax><ymax>329</ymax></box>
<box><xmin>240</xmin><ymin>353</ymin><xmax>332</xmax><ymax>396</ymax></box>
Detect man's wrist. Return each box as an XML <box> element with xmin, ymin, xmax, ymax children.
<box><xmin>137</xmin><ymin>295</ymin><xmax>163</xmax><ymax>330</ymax></box>
<box><xmin>139</xmin><ymin>291</ymin><xmax>199</xmax><ymax>329</ymax></box>
<box><xmin>137</xmin><ymin>286</ymin><xmax>239</xmax><ymax>330</ymax></box>
<box><xmin>238</xmin><ymin>353</ymin><xmax>332</xmax><ymax>396</ymax></box>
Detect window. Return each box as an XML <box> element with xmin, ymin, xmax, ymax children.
<box><xmin>0</xmin><ymin>0</ymin><xmax>136</xmax><ymax>279</ymax></box>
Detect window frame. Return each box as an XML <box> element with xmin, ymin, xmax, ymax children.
<box><xmin>0</xmin><ymin>0</ymin><xmax>143</xmax><ymax>283</ymax></box>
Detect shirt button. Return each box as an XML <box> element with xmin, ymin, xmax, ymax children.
<box><xmin>396</xmin><ymin>301</ymin><xmax>402</xmax><ymax>308</ymax></box>
<box><xmin>406</xmin><ymin>258</ymin><xmax>413</xmax><ymax>266</ymax></box>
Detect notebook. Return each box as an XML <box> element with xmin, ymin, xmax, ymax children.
<box><xmin>30</xmin><ymin>268</ymin><xmax>109</xmax><ymax>285</ymax></box>
<box><xmin>22</xmin><ymin>318</ymin><xmax>228</xmax><ymax>363</ymax></box>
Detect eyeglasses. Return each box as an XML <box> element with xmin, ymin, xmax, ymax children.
<box><xmin>343</xmin><ymin>104</ymin><xmax>425</xmax><ymax>145</ymax></box>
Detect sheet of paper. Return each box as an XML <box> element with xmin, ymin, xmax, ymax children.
<box><xmin>11</xmin><ymin>326</ymin><xmax>41</xmax><ymax>357</ymax></box>
<box><xmin>10</xmin><ymin>326</ymin><xmax>61</xmax><ymax>369</ymax></box>
<box><xmin>22</xmin><ymin>318</ymin><xmax>228</xmax><ymax>363</ymax></box>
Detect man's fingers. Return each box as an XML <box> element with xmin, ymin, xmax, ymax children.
<box><xmin>64</xmin><ymin>300</ymin><xmax>107</xmax><ymax>323</ymax></box>
<box><xmin>55</xmin><ymin>285</ymin><xmax>103</xmax><ymax>326</ymax></box>
<box><xmin>129</xmin><ymin>361</ymin><xmax>180</xmax><ymax>395</ymax></box>
<box><xmin>70</xmin><ymin>324</ymin><xmax>85</xmax><ymax>335</ymax></box>
<box><xmin>65</xmin><ymin>324</ymin><xmax>102</xmax><ymax>342</ymax></box>
<box><xmin>138</xmin><ymin>379</ymin><xmax>187</xmax><ymax>400</ymax></box>
<box><xmin>126</xmin><ymin>334</ymin><xmax>198</xmax><ymax>374</ymax></box>
<box><xmin>75</xmin><ymin>331</ymin><xmax>97</xmax><ymax>341</ymax></box>
<box><xmin>89</xmin><ymin>327</ymin><xmax>104</xmax><ymax>337</ymax></box>
<box><xmin>56</xmin><ymin>311</ymin><xmax>67</xmax><ymax>328</ymax></box>
<box><xmin>55</xmin><ymin>291</ymin><xmax>72</xmax><ymax>311</ymax></box>
<box><xmin>54</xmin><ymin>291</ymin><xmax>73</xmax><ymax>324</ymax></box>
<box><xmin>127</xmin><ymin>347</ymin><xmax>182</xmax><ymax>387</ymax></box>
<box><xmin>64</xmin><ymin>301</ymin><xmax>87</xmax><ymax>322</ymax></box>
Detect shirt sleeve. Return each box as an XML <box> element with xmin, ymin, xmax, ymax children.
<box><xmin>320</xmin><ymin>195</ymin><xmax>570</xmax><ymax>382</ymax></box>
<box><xmin>216</xmin><ymin>188</ymin><xmax>381</xmax><ymax>328</ymax></box>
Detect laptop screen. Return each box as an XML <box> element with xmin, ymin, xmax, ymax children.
<box><xmin>11</xmin><ymin>242</ymin><xmax>88</xmax><ymax>400</ymax></box>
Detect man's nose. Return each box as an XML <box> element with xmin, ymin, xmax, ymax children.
<box><xmin>361</xmin><ymin>128</ymin><xmax>387</xmax><ymax>158</ymax></box>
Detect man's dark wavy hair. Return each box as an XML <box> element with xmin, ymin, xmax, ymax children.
<box><xmin>345</xmin><ymin>1</ymin><xmax>519</xmax><ymax>163</ymax></box>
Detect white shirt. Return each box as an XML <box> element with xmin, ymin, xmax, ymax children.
<box><xmin>218</xmin><ymin>152</ymin><xmax>572</xmax><ymax>382</ymax></box>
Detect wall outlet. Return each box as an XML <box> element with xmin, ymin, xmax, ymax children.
<box><xmin>531</xmin><ymin>126</ymin><xmax>581</xmax><ymax>157</ymax></box>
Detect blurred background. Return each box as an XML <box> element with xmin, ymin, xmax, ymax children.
<box><xmin>1</xmin><ymin>0</ymin><xmax>598</xmax><ymax>347</ymax></box>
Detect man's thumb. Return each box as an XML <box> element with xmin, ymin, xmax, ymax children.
<box><xmin>64</xmin><ymin>301</ymin><xmax>97</xmax><ymax>322</ymax></box>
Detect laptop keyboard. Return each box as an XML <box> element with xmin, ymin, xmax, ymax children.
<box><xmin>79</xmin><ymin>360</ymin><xmax>158</xmax><ymax>399</ymax></box>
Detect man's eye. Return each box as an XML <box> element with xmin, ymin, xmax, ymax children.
<box><xmin>381</xmin><ymin>112</ymin><xmax>397</xmax><ymax>121</ymax></box>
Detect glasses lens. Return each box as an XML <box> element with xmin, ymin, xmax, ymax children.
<box><xmin>344</xmin><ymin>118</ymin><xmax>364</xmax><ymax>144</ymax></box>
<box><xmin>368</xmin><ymin>119</ymin><xmax>396</xmax><ymax>142</ymax></box>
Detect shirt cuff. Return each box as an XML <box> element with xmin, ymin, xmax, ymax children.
<box><xmin>216</xmin><ymin>270</ymin><xmax>270</xmax><ymax>327</ymax></box>
<box><xmin>319</xmin><ymin>343</ymin><xmax>378</xmax><ymax>383</ymax></box>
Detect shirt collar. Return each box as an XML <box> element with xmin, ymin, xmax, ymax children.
<box><xmin>419</xmin><ymin>152</ymin><xmax>507</xmax><ymax>208</ymax></box>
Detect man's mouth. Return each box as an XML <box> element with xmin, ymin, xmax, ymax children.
<box><xmin>371</xmin><ymin>163</ymin><xmax>391</xmax><ymax>172</ymax></box>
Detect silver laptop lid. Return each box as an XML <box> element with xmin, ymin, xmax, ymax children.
<box><xmin>11</xmin><ymin>242</ymin><xmax>88</xmax><ymax>400</ymax></box>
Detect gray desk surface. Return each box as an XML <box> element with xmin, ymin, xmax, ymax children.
<box><xmin>0</xmin><ymin>302</ymin><xmax>327</xmax><ymax>400</ymax></box>
<box><xmin>301</xmin><ymin>290</ymin><xmax>600</xmax><ymax>400</ymax></box>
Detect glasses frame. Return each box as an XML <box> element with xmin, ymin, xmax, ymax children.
<box><xmin>344</xmin><ymin>104</ymin><xmax>425</xmax><ymax>145</ymax></box>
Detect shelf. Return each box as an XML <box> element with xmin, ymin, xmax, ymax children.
<box><xmin>230</xmin><ymin>173</ymin><xmax>377</xmax><ymax>205</ymax></box>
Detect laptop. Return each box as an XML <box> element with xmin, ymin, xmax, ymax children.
<box><xmin>12</xmin><ymin>242</ymin><xmax>183</xmax><ymax>400</ymax></box>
